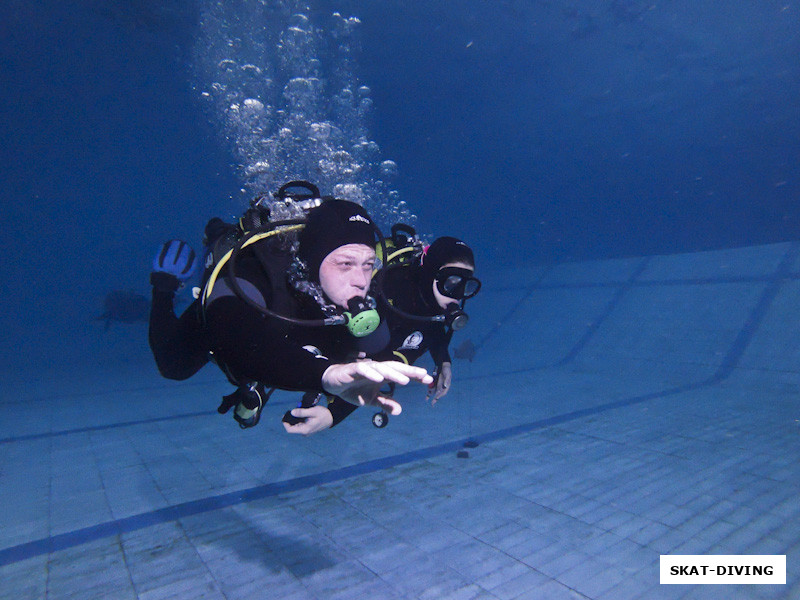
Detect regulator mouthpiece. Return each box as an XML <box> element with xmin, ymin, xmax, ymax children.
<box><xmin>445</xmin><ymin>303</ymin><xmax>469</xmax><ymax>331</ymax></box>
<box><xmin>345</xmin><ymin>297</ymin><xmax>380</xmax><ymax>337</ymax></box>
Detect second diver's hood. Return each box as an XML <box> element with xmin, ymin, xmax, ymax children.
<box><xmin>419</xmin><ymin>236</ymin><xmax>475</xmax><ymax>307</ymax></box>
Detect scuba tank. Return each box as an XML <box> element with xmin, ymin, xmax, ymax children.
<box><xmin>375</xmin><ymin>223</ymin><xmax>422</xmax><ymax>269</ymax></box>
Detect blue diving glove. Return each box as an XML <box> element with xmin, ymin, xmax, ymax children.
<box><xmin>150</xmin><ymin>239</ymin><xmax>198</xmax><ymax>293</ymax></box>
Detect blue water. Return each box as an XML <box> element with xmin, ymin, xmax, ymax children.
<box><xmin>2</xmin><ymin>4</ymin><xmax>800</xmax><ymax>597</ymax></box>
<box><xmin>1</xmin><ymin>2</ymin><xmax>798</xmax><ymax>374</ymax></box>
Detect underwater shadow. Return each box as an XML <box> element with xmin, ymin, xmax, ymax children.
<box><xmin>215</xmin><ymin>507</ymin><xmax>338</xmax><ymax>578</ymax></box>
<box><xmin>126</xmin><ymin>454</ymin><xmax>338</xmax><ymax>578</ymax></box>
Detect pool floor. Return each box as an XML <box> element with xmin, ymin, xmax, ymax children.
<box><xmin>2</xmin><ymin>242</ymin><xmax>799</xmax><ymax>599</ymax></box>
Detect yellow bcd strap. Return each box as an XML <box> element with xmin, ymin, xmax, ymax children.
<box><xmin>202</xmin><ymin>224</ymin><xmax>304</xmax><ymax>306</ymax></box>
<box><xmin>392</xmin><ymin>351</ymin><xmax>409</xmax><ymax>364</ymax></box>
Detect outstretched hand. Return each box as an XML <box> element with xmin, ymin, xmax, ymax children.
<box><xmin>321</xmin><ymin>360</ymin><xmax>433</xmax><ymax>415</ymax></box>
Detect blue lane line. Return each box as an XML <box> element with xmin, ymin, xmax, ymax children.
<box><xmin>555</xmin><ymin>256</ymin><xmax>650</xmax><ymax>367</ymax></box>
<box><xmin>0</xmin><ymin>411</ymin><xmax>217</xmax><ymax>445</ymax></box>
<box><xmin>710</xmin><ymin>243</ymin><xmax>799</xmax><ymax>382</ymax></box>
<box><xmin>0</xmin><ymin>382</ymin><xmax>699</xmax><ymax>569</ymax></box>
<box><xmin>0</xmin><ymin>399</ymin><xmax>296</xmax><ymax>446</ymax></box>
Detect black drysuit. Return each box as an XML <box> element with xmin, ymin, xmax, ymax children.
<box><xmin>148</xmin><ymin>245</ymin><xmax>375</xmax><ymax>425</ymax></box>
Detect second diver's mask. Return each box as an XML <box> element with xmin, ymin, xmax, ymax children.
<box><xmin>435</xmin><ymin>267</ymin><xmax>481</xmax><ymax>300</ymax></box>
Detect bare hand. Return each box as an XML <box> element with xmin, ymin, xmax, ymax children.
<box><xmin>322</xmin><ymin>360</ymin><xmax>433</xmax><ymax>414</ymax></box>
<box><xmin>427</xmin><ymin>361</ymin><xmax>453</xmax><ymax>404</ymax></box>
<box><xmin>282</xmin><ymin>405</ymin><xmax>334</xmax><ymax>435</ymax></box>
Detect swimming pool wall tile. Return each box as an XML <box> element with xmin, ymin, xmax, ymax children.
<box><xmin>477</xmin><ymin>286</ymin><xmax>619</xmax><ymax>372</ymax></box>
<box><xmin>465</xmin><ymin>241</ymin><xmax>800</xmax><ymax>385</ymax></box>
<box><xmin>573</xmin><ymin>281</ymin><xmax>764</xmax><ymax>378</ymax></box>
<box><xmin>736</xmin><ymin>278</ymin><xmax>800</xmax><ymax>374</ymax></box>
<box><xmin>538</xmin><ymin>256</ymin><xmax>644</xmax><ymax>286</ymax></box>
<box><xmin>637</xmin><ymin>242</ymin><xmax>792</xmax><ymax>282</ymax></box>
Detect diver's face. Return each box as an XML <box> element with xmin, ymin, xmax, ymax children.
<box><xmin>432</xmin><ymin>261</ymin><xmax>475</xmax><ymax>310</ymax></box>
<box><xmin>318</xmin><ymin>244</ymin><xmax>376</xmax><ymax>309</ymax></box>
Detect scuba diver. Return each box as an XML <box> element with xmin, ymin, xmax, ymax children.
<box><xmin>148</xmin><ymin>181</ymin><xmax>432</xmax><ymax>435</ymax></box>
<box><xmin>372</xmin><ymin>229</ymin><xmax>480</xmax><ymax>409</ymax></box>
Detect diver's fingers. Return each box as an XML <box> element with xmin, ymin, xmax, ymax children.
<box><xmin>354</xmin><ymin>385</ymin><xmax>377</xmax><ymax>407</ymax></box>
<box><xmin>377</xmin><ymin>396</ymin><xmax>402</xmax><ymax>416</ymax></box>
<box><xmin>350</xmin><ymin>360</ymin><xmax>411</xmax><ymax>386</ymax></box>
<box><xmin>358</xmin><ymin>361</ymin><xmax>411</xmax><ymax>385</ymax></box>
<box><xmin>367</xmin><ymin>361</ymin><xmax>433</xmax><ymax>386</ymax></box>
<box><xmin>361</xmin><ymin>394</ymin><xmax>402</xmax><ymax>415</ymax></box>
<box><xmin>386</xmin><ymin>361</ymin><xmax>433</xmax><ymax>384</ymax></box>
<box><xmin>324</xmin><ymin>362</ymin><xmax>433</xmax><ymax>401</ymax></box>
<box><xmin>352</xmin><ymin>361</ymin><xmax>388</xmax><ymax>383</ymax></box>
<box><xmin>282</xmin><ymin>407</ymin><xmax>332</xmax><ymax>435</ymax></box>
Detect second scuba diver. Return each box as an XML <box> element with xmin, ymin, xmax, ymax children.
<box><xmin>373</xmin><ymin>233</ymin><xmax>480</xmax><ymax>404</ymax></box>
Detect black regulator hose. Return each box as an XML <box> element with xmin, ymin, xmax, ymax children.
<box><xmin>226</xmin><ymin>216</ymin><xmax>388</xmax><ymax>336</ymax></box>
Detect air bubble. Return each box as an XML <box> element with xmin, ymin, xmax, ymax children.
<box><xmin>334</xmin><ymin>183</ymin><xmax>365</xmax><ymax>202</ymax></box>
<box><xmin>309</xmin><ymin>122</ymin><xmax>332</xmax><ymax>141</ymax></box>
<box><xmin>381</xmin><ymin>160</ymin><xmax>398</xmax><ymax>176</ymax></box>
<box><xmin>243</xmin><ymin>98</ymin><xmax>264</xmax><ymax>111</ymax></box>
<box><xmin>194</xmin><ymin>3</ymin><xmax>417</xmax><ymax>226</ymax></box>
<box><xmin>241</xmin><ymin>64</ymin><xmax>262</xmax><ymax>76</ymax></box>
<box><xmin>245</xmin><ymin>161</ymin><xmax>270</xmax><ymax>176</ymax></box>
<box><xmin>332</xmin><ymin>150</ymin><xmax>352</xmax><ymax>163</ymax></box>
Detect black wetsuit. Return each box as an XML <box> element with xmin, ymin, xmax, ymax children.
<box><xmin>148</xmin><ymin>285</ymin><xmax>209</xmax><ymax>381</ymax></box>
<box><xmin>374</xmin><ymin>265</ymin><xmax>453</xmax><ymax>368</ymax></box>
<box><xmin>148</xmin><ymin>242</ymin><xmax>372</xmax><ymax>426</ymax></box>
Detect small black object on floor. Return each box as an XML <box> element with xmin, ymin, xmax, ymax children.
<box><xmin>457</xmin><ymin>439</ymin><xmax>480</xmax><ymax>458</ymax></box>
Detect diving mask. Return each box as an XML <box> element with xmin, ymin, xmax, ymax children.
<box><xmin>435</xmin><ymin>267</ymin><xmax>481</xmax><ymax>300</ymax></box>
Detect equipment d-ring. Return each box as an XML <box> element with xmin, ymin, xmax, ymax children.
<box><xmin>372</xmin><ymin>411</ymin><xmax>389</xmax><ymax>428</ymax></box>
